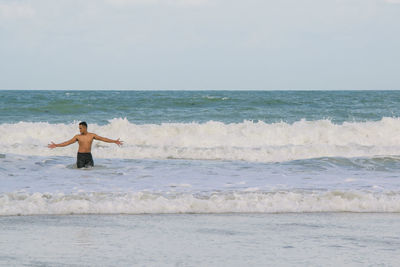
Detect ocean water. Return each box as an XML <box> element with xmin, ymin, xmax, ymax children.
<box><xmin>1</xmin><ymin>90</ymin><xmax>400</xmax><ymax>265</ymax></box>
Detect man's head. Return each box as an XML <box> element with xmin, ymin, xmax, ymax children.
<box><xmin>79</xmin><ymin>121</ymin><xmax>88</xmax><ymax>134</ymax></box>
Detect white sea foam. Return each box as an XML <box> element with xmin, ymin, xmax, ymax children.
<box><xmin>1</xmin><ymin>191</ymin><xmax>400</xmax><ymax>215</ymax></box>
<box><xmin>2</xmin><ymin>117</ymin><xmax>400</xmax><ymax>162</ymax></box>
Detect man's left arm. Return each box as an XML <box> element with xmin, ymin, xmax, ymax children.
<box><xmin>94</xmin><ymin>134</ymin><xmax>123</xmax><ymax>146</ymax></box>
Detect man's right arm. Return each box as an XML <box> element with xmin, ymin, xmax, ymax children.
<box><xmin>48</xmin><ymin>136</ymin><xmax>78</xmax><ymax>149</ymax></box>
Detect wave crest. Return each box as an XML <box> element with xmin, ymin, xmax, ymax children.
<box><xmin>2</xmin><ymin>117</ymin><xmax>400</xmax><ymax>162</ymax></box>
<box><xmin>1</xmin><ymin>191</ymin><xmax>400</xmax><ymax>215</ymax></box>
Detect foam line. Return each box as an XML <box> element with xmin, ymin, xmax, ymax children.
<box><xmin>2</xmin><ymin>117</ymin><xmax>400</xmax><ymax>162</ymax></box>
<box><xmin>1</xmin><ymin>191</ymin><xmax>400</xmax><ymax>215</ymax></box>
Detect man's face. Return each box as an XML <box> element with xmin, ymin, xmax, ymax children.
<box><xmin>79</xmin><ymin>125</ymin><xmax>86</xmax><ymax>134</ymax></box>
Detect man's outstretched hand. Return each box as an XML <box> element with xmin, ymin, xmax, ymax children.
<box><xmin>48</xmin><ymin>142</ymin><xmax>57</xmax><ymax>149</ymax></box>
<box><xmin>115</xmin><ymin>138</ymin><xmax>123</xmax><ymax>146</ymax></box>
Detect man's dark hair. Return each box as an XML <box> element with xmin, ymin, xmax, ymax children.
<box><xmin>79</xmin><ymin>121</ymin><xmax>88</xmax><ymax>128</ymax></box>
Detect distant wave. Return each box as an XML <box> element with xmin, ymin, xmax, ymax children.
<box><xmin>1</xmin><ymin>117</ymin><xmax>400</xmax><ymax>162</ymax></box>
<box><xmin>1</xmin><ymin>190</ymin><xmax>400</xmax><ymax>215</ymax></box>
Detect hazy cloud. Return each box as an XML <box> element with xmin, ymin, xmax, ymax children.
<box><xmin>1</xmin><ymin>0</ymin><xmax>399</xmax><ymax>90</ymax></box>
<box><xmin>0</xmin><ymin>2</ymin><xmax>35</xmax><ymax>19</ymax></box>
<box><xmin>105</xmin><ymin>0</ymin><xmax>212</xmax><ymax>7</ymax></box>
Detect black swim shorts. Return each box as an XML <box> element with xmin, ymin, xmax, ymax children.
<box><xmin>77</xmin><ymin>152</ymin><xmax>94</xmax><ymax>168</ymax></box>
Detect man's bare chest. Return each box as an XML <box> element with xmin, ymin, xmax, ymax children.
<box><xmin>77</xmin><ymin>136</ymin><xmax>94</xmax><ymax>144</ymax></box>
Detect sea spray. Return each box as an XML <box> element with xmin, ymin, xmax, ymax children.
<box><xmin>2</xmin><ymin>190</ymin><xmax>400</xmax><ymax>215</ymax></box>
<box><xmin>2</xmin><ymin>117</ymin><xmax>400</xmax><ymax>162</ymax></box>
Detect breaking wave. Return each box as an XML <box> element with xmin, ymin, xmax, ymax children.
<box><xmin>1</xmin><ymin>191</ymin><xmax>400</xmax><ymax>215</ymax></box>
<box><xmin>2</xmin><ymin>117</ymin><xmax>400</xmax><ymax>162</ymax></box>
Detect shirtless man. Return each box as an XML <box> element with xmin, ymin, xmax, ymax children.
<box><xmin>48</xmin><ymin>121</ymin><xmax>123</xmax><ymax>168</ymax></box>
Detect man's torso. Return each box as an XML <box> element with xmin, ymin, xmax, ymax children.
<box><xmin>77</xmin><ymin>132</ymin><xmax>95</xmax><ymax>153</ymax></box>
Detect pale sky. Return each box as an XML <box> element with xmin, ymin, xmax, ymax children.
<box><xmin>0</xmin><ymin>0</ymin><xmax>399</xmax><ymax>90</ymax></box>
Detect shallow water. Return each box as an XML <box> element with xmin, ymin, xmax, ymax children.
<box><xmin>1</xmin><ymin>213</ymin><xmax>399</xmax><ymax>266</ymax></box>
<box><xmin>2</xmin><ymin>154</ymin><xmax>400</xmax><ymax>215</ymax></box>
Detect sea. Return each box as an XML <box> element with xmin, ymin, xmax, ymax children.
<box><xmin>1</xmin><ymin>90</ymin><xmax>400</xmax><ymax>266</ymax></box>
